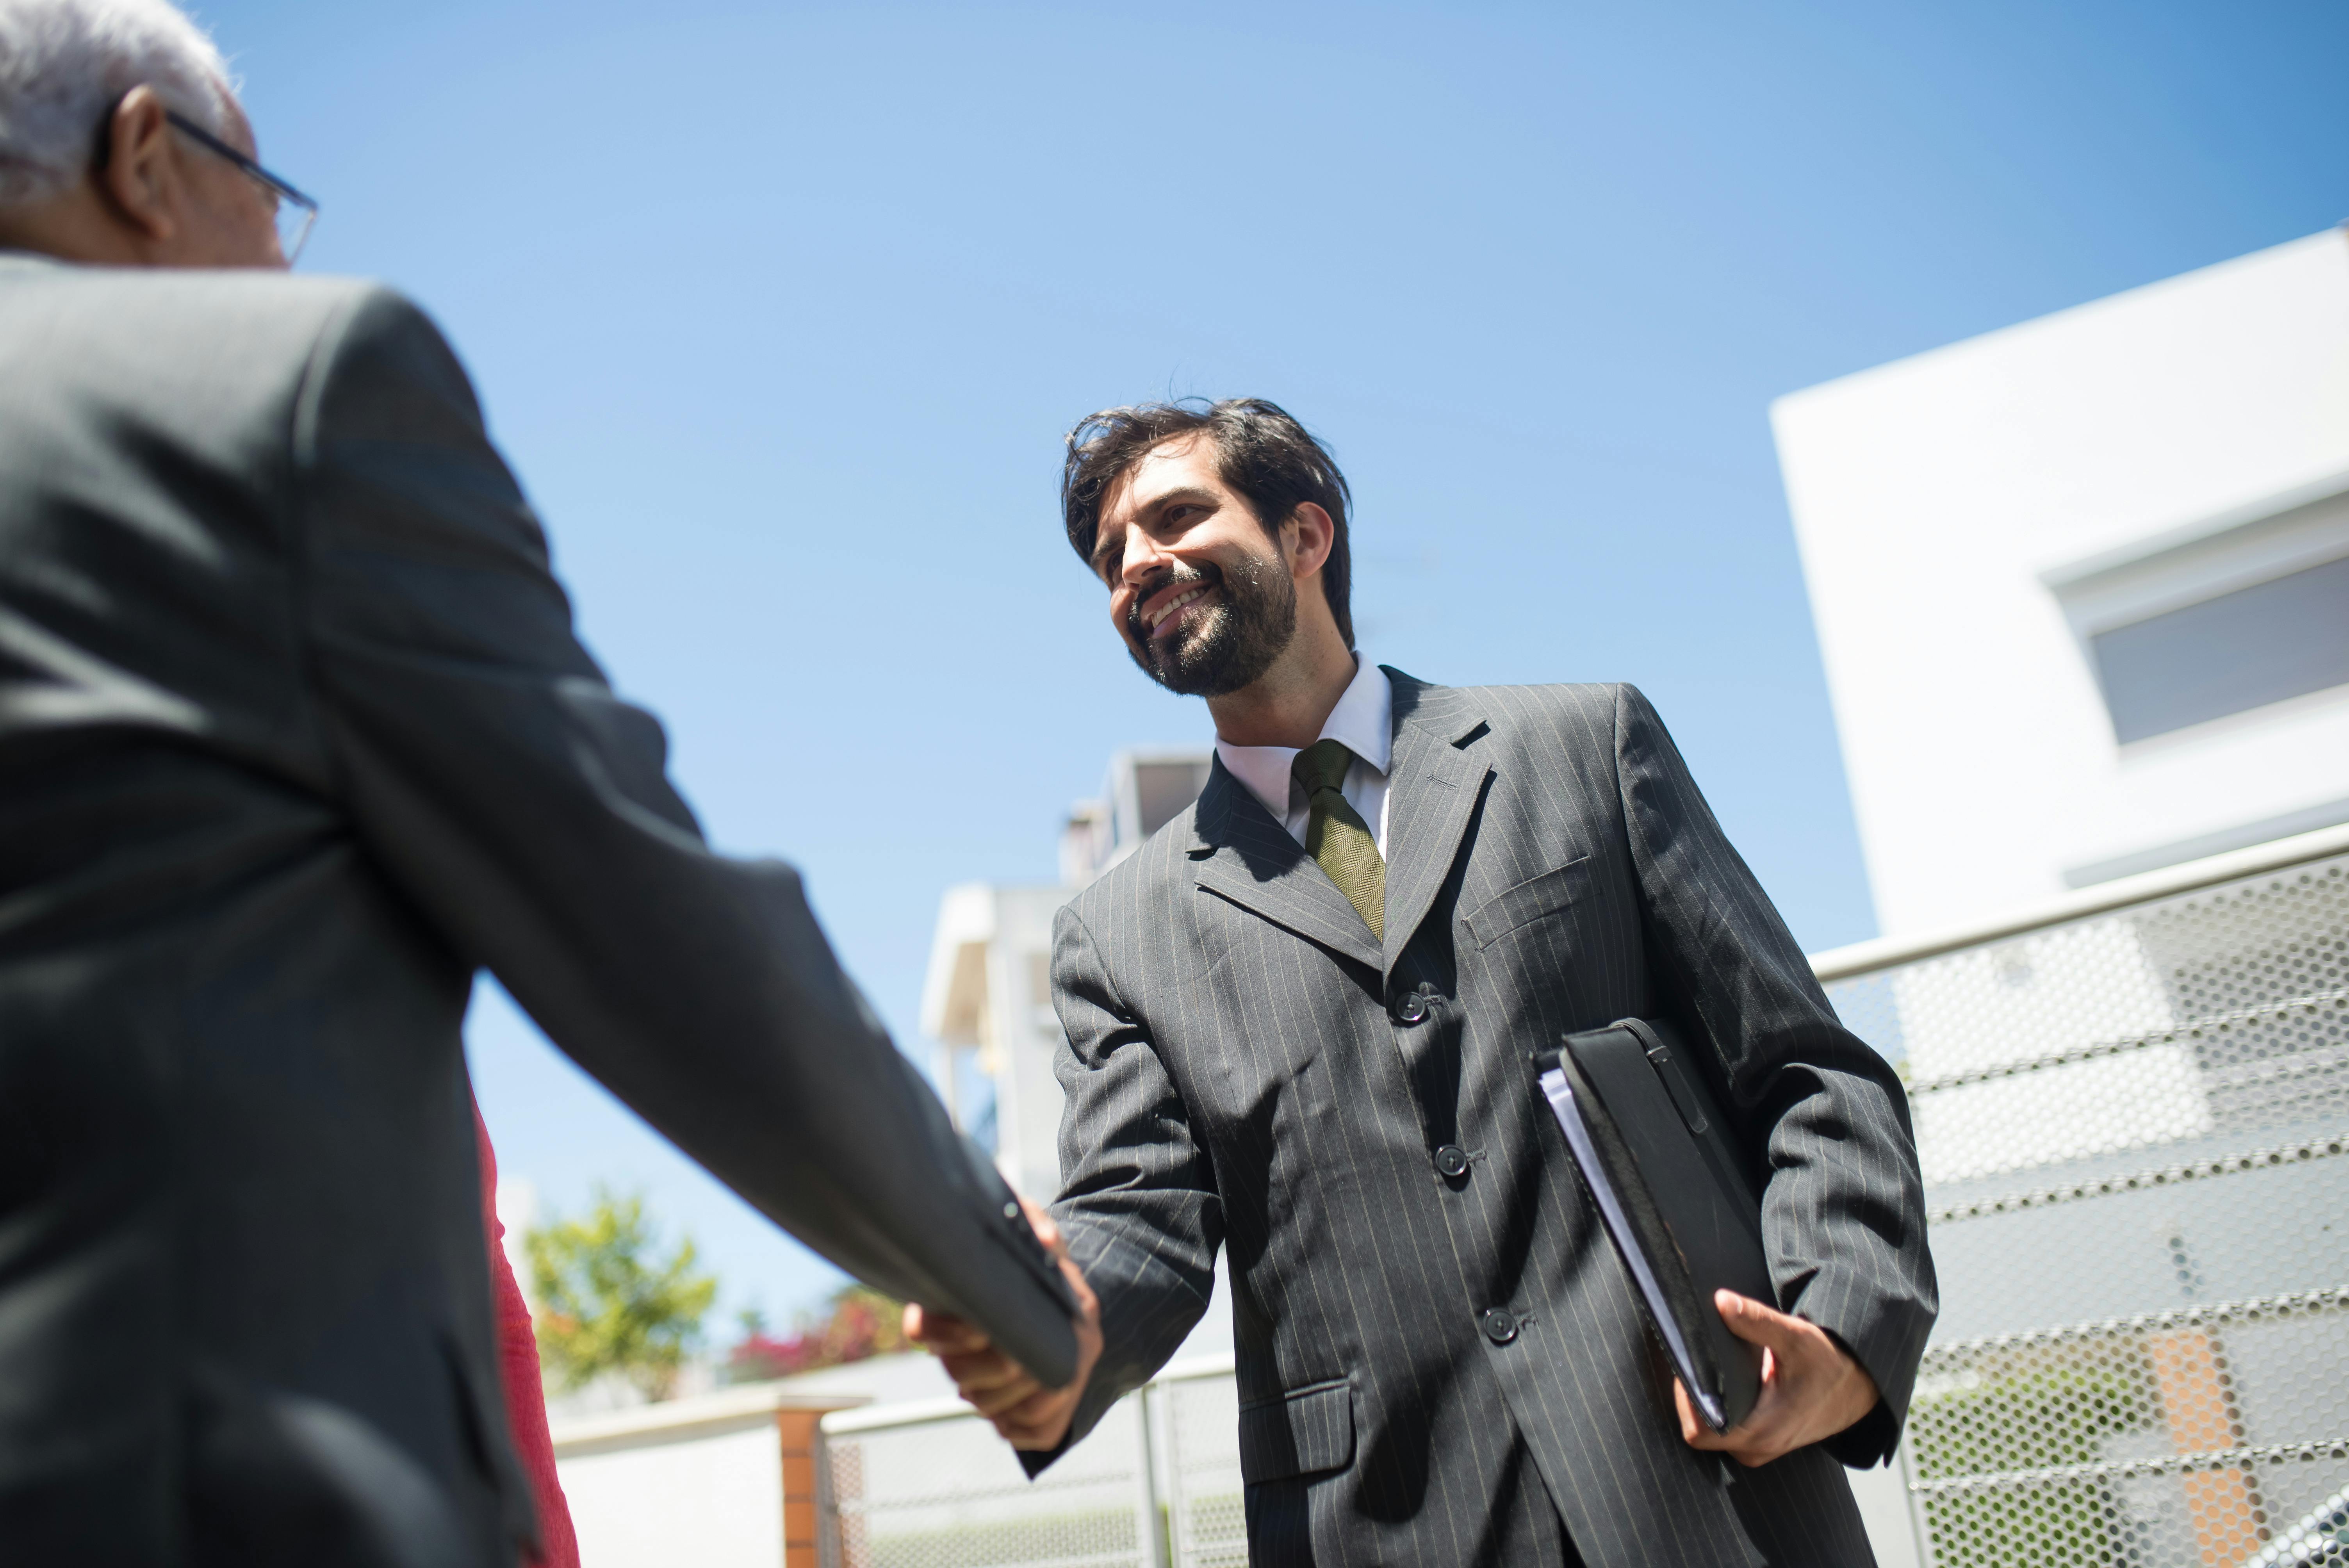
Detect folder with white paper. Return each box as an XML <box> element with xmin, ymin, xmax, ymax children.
<box><xmin>1535</xmin><ymin>1018</ymin><xmax>1774</xmax><ymax>1433</ymax></box>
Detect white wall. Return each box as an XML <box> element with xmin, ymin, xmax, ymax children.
<box><xmin>1773</xmin><ymin>229</ymin><xmax>2349</xmax><ymax>935</ymax></box>
<box><xmin>559</xmin><ymin>1417</ymin><xmax>782</xmax><ymax>1568</ymax></box>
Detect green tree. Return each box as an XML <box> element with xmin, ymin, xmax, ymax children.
<box><xmin>523</xmin><ymin>1188</ymin><xmax>717</xmax><ymax>1401</ymax></box>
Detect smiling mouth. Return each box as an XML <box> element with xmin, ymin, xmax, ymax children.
<box><xmin>1141</xmin><ymin>580</ymin><xmax>1217</xmax><ymax>640</ymax></box>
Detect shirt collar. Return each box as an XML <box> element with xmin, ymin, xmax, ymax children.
<box><xmin>1213</xmin><ymin>657</ymin><xmax>1394</xmax><ymax>821</ymax></box>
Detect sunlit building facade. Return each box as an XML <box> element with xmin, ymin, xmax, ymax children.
<box><xmin>1774</xmin><ymin>227</ymin><xmax>2349</xmax><ymax>939</ymax></box>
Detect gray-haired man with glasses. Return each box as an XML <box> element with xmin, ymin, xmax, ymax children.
<box><xmin>0</xmin><ymin>13</ymin><xmax>310</xmax><ymax>267</ymax></box>
<box><xmin>0</xmin><ymin>1</ymin><xmax>1091</xmax><ymax>1563</ymax></box>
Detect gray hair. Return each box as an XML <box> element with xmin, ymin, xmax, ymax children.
<box><xmin>0</xmin><ymin>0</ymin><xmax>234</xmax><ymax>206</ymax></box>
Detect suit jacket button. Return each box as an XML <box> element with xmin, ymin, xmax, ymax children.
<box><xmin>1480</xmin><ymin>1308</ymin><xmax>1518</xmax><ymax>1345</ymax></box>
<box><xmin>1392</xmin><ymin>990</ymin><xmax>1429</xmax><ymax>1024</ymax></box>
<box><xmin>1434</xmin><ymin>1144</ymin><xmax>1470</xmax><ymax>1178</ymax></box>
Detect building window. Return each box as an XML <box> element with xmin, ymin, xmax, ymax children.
<box><xmin>2090</xmin><ymin>552</ymin><xmax>2349</xmax><ymax>743</ymax></box>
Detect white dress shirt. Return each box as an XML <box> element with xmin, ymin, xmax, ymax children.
<box><xmin>1214</xmin><ymin>658</ymin><xmax>1393</xmax><ymax>855</ymax></box>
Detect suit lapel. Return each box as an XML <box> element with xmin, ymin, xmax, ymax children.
<box><xmin>1190</xmin><ymin>760</ymin><xmax>1385</xmax><ymax>973</ymax></box>
<box><xmin>1379</xmin><ymin>670</ymin><xmax>1492</xmax><ymax>975</ymax></box>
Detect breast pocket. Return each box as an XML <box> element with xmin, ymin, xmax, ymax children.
<box><xmin>1237</xmin><ymin>1378</ymin><xmax>1355</xmax><ymax>1484</ymax></box>
<box><xmin>1461</xmin><ymin>856</ymin><xmax>1592</xmax><ymax>950</ymax></box>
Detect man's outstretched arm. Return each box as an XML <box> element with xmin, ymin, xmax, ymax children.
<box><xmin>290</xmin><ymin>286</ymin><xmax>1075</xmax><ymax>1375</ymax></box>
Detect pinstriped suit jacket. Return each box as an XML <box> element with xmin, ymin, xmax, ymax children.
<box><xmin>1038</xmin><ymin>674</ymin><xmax>1936</xmax><ymax>1566</ymax></box>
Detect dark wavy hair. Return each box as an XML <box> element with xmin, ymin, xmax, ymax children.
<box><xmin>1060</xmin><ymin>397</ymin><xmax>1355</xmax><ymax>649</ymax></box>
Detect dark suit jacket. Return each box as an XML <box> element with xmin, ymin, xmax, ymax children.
<box><xmin>0</xmin><ymin>256</ymin><xmax>1057</xmax><ymax>1566</ymax></box>
<box><xmin>1040</xmin><ymin>674</ymin><xmax>1937</xmax><ymax>1566</ymax></box>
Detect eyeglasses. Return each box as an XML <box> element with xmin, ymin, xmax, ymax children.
<box><xmin>163</xmin><ymin>110</ymin><xmax>320</xmax><ymax>266</ymax></box>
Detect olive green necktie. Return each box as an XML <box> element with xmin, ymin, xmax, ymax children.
<box><xmin>1293</xmin><ymin>738</ymin><xmax>1385</xmax><ymax>943</ymax></box>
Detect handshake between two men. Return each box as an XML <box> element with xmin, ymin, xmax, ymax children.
<box><xmin>907</xmin><ymin>1198</ymin><xmax>1104</xmax><ymax>1456</ymax></box>
<box><xmin>0</xmin><ymin>18</ymin><xmax>1930</xmax><ymax>1551</ymax></box>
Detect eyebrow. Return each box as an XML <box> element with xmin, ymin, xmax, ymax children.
<box><xmin>1137</xmin><ymin>485</ymin><xmax>1219</xmax><ymax>515</ymax></box>
<box><xmin>1091</xmin><ymin>485</ymin><xmax>1221</xmax><ymax>580</ymax></box>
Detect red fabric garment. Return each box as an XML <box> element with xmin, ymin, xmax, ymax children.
<box><xmin>473</xmin><ymin>1102</ymin><xmax>582</xmax><ymax>1568</ymax></box>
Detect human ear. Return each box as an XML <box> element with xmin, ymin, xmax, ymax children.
<box><xmin>1283</xmin><ymin>502</ymin><xmax>1337</xmax><ymax>581</ymax></box>
<box><xmin>95</xmin><ymin>86</ymin><xmax>182</xmax><ymax>243</ymax></box>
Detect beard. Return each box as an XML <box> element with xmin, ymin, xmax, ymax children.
<box><xmin>1126</xmin><ymin>549</ymin><xmax>1298</xmax><ymax>697</ymax></box>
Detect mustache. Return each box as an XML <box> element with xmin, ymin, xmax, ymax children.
<box><xmin>1126</xmin><ymin>560</ymin><xmax>1223</xmax><ymax>645</ymax></box>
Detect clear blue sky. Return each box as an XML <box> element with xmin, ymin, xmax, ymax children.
<box><xmin>200</xmin><ymin>0</ymin><xmax>2347</xmax><ymax>1327</ymax></box>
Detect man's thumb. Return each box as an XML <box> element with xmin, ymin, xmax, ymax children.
<box><xmin>1715</xmin><ymin>1290</ymin><xmax>1795</xmax><ymax>1349</ymax></box>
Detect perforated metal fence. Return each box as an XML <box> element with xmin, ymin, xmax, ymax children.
<box><xmin>1157</xmin><ymin>1366</ymin><xmax>1245</xmax><ymax>1566</ymax></box>
<box><xmin>822</xmin><ymin>1358</ymin><xmax>1238</xmax><ymax>1568</ymax></box>
<box><xmin>1821</xmin><ymin>838</ymin><xmax>2349</xmax><ymax>1568</ymax></box>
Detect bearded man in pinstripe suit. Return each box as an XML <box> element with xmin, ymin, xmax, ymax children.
<box><xmin>911</xmin><ymin>399</ymin><xmax>1936</xmax><ymax>1566</ymax></box>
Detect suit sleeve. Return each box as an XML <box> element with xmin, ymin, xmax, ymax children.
<box><xmin>284</xmin><ymin>286</ymin><xmax>1060</xmax><ymax>1353</ymax></box>
<box><xmin>1612</xmin><ymin>683</ymin><xmax>1937</xmax><ymax>1467</ymax></box>
<box><xmin>1025</xmin><ymin>903</ymin><xmax>1222</xmax><ymax>1473</ymax></box>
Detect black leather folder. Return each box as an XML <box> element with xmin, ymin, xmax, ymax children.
<box><xmin>1535</xmin><ymin>1018</ymin><xmax>1773</xmax><ymax>1432</ymax></box>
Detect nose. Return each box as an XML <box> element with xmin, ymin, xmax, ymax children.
<box><xmin>1119</xmin><ymin>527</ymin><xmax>1173</xmax><ymax>587</ymax></box>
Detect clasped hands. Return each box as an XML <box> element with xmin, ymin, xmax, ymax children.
<box><xmin>903</xmin><ymin>1196</ymin><xmax>1104</xmax><ymax>1452</ymax></box>
<box><xmin>908</xmin><ymin>1206</ymin><xmax>1876</xmax><ymax>1467</ymax></box>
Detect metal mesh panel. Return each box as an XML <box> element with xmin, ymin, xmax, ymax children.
<box><xmin>1826</xmin><ymin>854</ymin><xmax>2349</xmax><ymax>1568</ymax></box>
<box><xmin>828</xmin><ymin>1404</ymin><xmax>1150</xmax><ymax>1568</ymax></box>
<box><xmin>1159</xmin><ymin>1373</ymin><xmax>1246</xmax><ymax>1567</ymax></box>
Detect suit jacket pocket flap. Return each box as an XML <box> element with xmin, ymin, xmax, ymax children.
<box><xmin>1237</xmin><ymin>1378</ymin><xmax>1353</xmax><ymax>1483</ymax></box>
<box><xmin>1463</xmin><ymin>856</ymin><xmax>1591</xmax><ymax>950</ymax></box>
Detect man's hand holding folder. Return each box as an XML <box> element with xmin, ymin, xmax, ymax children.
<box><xmin>1674</xmin><ymin>1290</ymin><xmax>1881</xmax><ymax>1468</ymax></box>
<box><xmin>1538</xmin><ymin>1018</ymin><xmax>1885</xmax><ymax>1467</ymax></box>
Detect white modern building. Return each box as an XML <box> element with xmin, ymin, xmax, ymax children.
<box><xmin>921</xmin><ymin>748</ymin><xmax>1215</xmax><ymax>1206</ymax></box>
<box><xmin>1774</xmin><ymin>228</ymin><xmax>2349</xmax><ymax>939</ymax></box>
